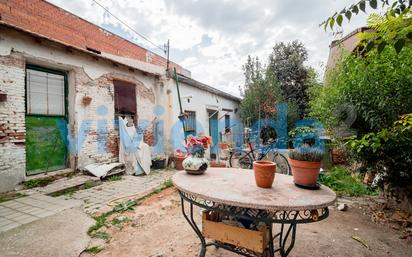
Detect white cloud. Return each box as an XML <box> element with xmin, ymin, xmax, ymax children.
<box><xmin>48</xmin><ymin>0</ymin><xmax>372</xmax><ymax>97</ymax></box>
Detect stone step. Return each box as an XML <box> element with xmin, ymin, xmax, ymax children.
<box><xmin>21</xmin><ymin>175</ymin><xmax>101</xmax><ymax>196</ymax></box>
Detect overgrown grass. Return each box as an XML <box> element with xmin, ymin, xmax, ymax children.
<box><xmin>319</xmin><ymin>166</ymin><xmax>378</xmax><ymax>196</ymax></box>
<box><xmin>0</xmin><ymin>192</ymin><xmax>27</xmax><ymax>203</ymax></box>
<box><xmin>106</xmin><ymin>175</ymin><xmax>122</xmax><ymax>182</ymax></box>
<box><xmin>22</xmin><ymin>177</ymin><xmax>54</xmax><ymax>189</ymax></box>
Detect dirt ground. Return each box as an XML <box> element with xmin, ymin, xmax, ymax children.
<box><xmin>82</xmin><ymin>188</ymin><xmax>411</xmax><ymax>257</ymax></box>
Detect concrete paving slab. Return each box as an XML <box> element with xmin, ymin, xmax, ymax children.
<box><xmin>0</xmin><ymin>208</ymin><xmax>93</xmax><ymax>257</ymax></box>
<box><xmin>0</xmin><ymin>194</ymin><xmax>82</xmax><ymax>232</ymax></box>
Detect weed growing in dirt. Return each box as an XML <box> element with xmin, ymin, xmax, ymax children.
<box><xmin>22</xmin><ymin>177</ymin><xmax>54</xmax><ymax>189</ymax></box>
<box><xmin>87</xmin><ymin>178</ymin><xmax>175</xmax><ymax>236</ymax></box>
<box><xmin>84</xmin><ymin>181</ymin><xmax>94</xmax><ymax>189</ymax></box>
<box><xmin>106</xmin><ymin>175</ymin><xmax>122</xmax><ymax>182</ymax></box>
<box><xmin>91</xmin><ymin>231</ymin><xmax>111</xmax><ymax>241</ymax></box>
<box><xmin>111</xmin><ymin>216</ymin><xmax>131</xmax><ymax>226</ymax></box>
<box><xmin>113</xmin><ymin>199</ymin><xmax>137</xmax><ymax>213</ymax></box>
<box><xmin>84</xmin><ymin>246</ymin><xmax>103</xmax><ymax>254</ymax></box>
<box><xmin>0</xmin><ymin>192</ymin><xmax>27</xmax><ymax>203</ymax></box>
<box><xmin>88</xmin><ymin>211</ymin><xmax>113</xmax><ymax>235</ymax></box>
<box><xmin>319</xmin><ymin>166</ymin><xmax>378</xmax><ymax>196</ymax></box>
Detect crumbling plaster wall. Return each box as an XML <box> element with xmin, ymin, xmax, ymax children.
<box><xmin>0</xmin><ymin>27</ymin><xmax>165</xmax><ymax>191</ymax></box>
<box><xmin>0</xmin><ymin>53</ymin><xmax>26</xmax><ymax>193</ymax></box>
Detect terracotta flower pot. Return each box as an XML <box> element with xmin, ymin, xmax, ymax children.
<box><xmin>82</xmin><ymin>95</ymin><xmax>92</xmax><ymax>106</ymax></box>
<box><xmin>219</xmin><ymin>143</ymin><xmax>228</xmax><ymax>149</ymax></box>
<box><xmin>210</xmin><ymin>161</ymin><xmax>226</xmax><ymax>168</ymax></box>
<box><xmin>253</xmin><ymin>161</ymin><xmax>276</xmax><ymax>188</ymax></box>
<box><xmin>288</xmin><ymin>158</ymin><xmax>321</xmax><ymax>187</ymax></box>
<box><xmin>175</xmin><ymin>155</ymin><xmax>186</xmax><ymax>170</ymax></box>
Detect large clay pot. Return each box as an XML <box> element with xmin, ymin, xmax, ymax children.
<box><xmin>289</xmin><ymin>158</ymin><xmax>321</xmax><ymax>187</ymax></box>
<box><xmin>175</xmin><ymin>156</ymin><xmax>186</xmax><ymax>170</ymax></box>
<box><xmin>253</xmin><ymin>161</ymin><xmax>276</xmax><ymax>188</ymax></box>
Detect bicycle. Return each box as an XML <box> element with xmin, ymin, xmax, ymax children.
<box><xmin>229</xmin><ymin>139</ymin><xmax>291</xmax><ymax>175</ymax></box>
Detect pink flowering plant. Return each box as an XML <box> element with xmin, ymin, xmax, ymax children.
<box><xmin>185</xmin><ymin>135</ymin><xmax>212</xmax><ymax>158</ymax></box>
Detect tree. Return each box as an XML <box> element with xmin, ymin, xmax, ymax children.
<box><xmin>266</xmin><ymin>41</ymin><xmax>310</xmax><ymax>117</ymax></box>
<box><xmin>240</xmin><ymin>56</ymin><xmax>282</xmax><ymax>122</ymax></box>
<box><xmin>322</xmin><ymin>0</ymin><xmax>412</xmax><ymax>54</ymax></box>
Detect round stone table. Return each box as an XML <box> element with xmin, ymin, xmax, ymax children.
<box><xmin>173</xmin><ymin>168</ymin><xmax>336</xmax><ymax>257</ymax></box>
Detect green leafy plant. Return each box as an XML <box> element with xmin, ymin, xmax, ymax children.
<box><xmin>348</xmin><ymin>114</ymin><xmax>412</xmax><ymax>187</ymax></box>
<box><xmin>84</xmin><ymin>246</ymin><xmax>103</xmax><ymax>254</ymax></box>
<box><xmin>111</xmin><ymin>216</ymin><xmax>131</xmax><ymax>226</ymax></box>
<box><xmin>321</xmin><ymin>0</ymin><xmax>411</xmax><ymax>54</ymax></box>
<box><xmin>309</xmin><ymin>45</ymin><xmax>412</xmax><ymax>133</ymax></box>
<box><xmin>288</xmin><ymin>126</ymin><xmax>317</xmax><ymax>147</ymax></box>
<box><xmin>106</xmin><ymin>175</ymin><xmax>122</xmax><ymax>182</ymax></box>
<box><xmin>289</xmin><ymin>147</ymin><xmax>324</xmax><ymax>162</ymax></box>
<box><xmin>87</xmin><ymin>212</ymin><xmax>113</xmax><ymax>235</ymax></box>
<box><xmin>22</xmin><ymin>177</ymin><xmax>54</xmax><ymax>189</ymax></box>
<box><xmin>113</xmin><ymin>199</ymin><xmax>137</xmax><ymax>213</ymax></box>
<box><xmin>319</xmin><ymin>166</ymin><xmax>377</xmax><ymax>196</ymax></box>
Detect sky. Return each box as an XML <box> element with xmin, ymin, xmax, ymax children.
<box><xmin>47</xmin><ymin>0</ymin><xmax>371</xmax><ymax>97</ymax></box>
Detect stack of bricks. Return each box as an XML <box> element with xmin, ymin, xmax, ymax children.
<box><xmin>0</xmin><ymin>53</ymin><xmax>26</xmax><ymax>192</ymax></box>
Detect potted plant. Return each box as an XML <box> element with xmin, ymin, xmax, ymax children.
<box><xmin>288</xmin><ymin>147</ymin><xmax>324</xmax><ymax>187</ymax></box>
<box><xmin>174</xmin><ymin>150</ymin><xmax>187</xmax><ymax>170</ymax></box>
<box><xmin>151</xmin><ymin>154</ymin><xmax>166</xmax><ymax>169</ymax></box>
<box><xmin>253</xmin><ymin>161</ymin><xmax>276</xmax><ymax>188</ymax></box>
<box><xmin>182</xmin><ymin>135</ymin><xmax>212</xmax><ymax>175</ymax></box>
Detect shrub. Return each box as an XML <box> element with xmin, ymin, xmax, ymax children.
<box><xmin>319</xmin><ymin>166</ymin><xmax>377</xmax><ymax>196</ymax></box>
<box><xmin>309</xmin><ymin>45</ymin><xmax>412</xmax><ymax>134</ymax></box>
<box><xmin>349</xmin><ymin>114</ymin><xmax>412</xmax><ymax>187</ymax></box>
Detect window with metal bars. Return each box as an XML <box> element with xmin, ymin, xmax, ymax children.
<box><xmin>184</xmin><ymin>111</ymin><xmax>196</xmax><ymax>134</ymax></box>
<box><xmin>26</xmin><ymin>68</ymin><xmax>65</xmax><ymax>116</ymax></box>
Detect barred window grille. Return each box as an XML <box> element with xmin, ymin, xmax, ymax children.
<box><xmin>184</xmin><ymin>111</ymin><xmax>196</xmax><ymax>134</ymax></box>
<box><xmin>26</xmin><ymin>69</ymin><xmax>65</xmax><ymax>116</ymax></box>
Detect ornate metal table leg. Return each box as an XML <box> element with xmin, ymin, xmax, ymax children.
<box><xmin>181</xmin><ymin>197</ymin><xmax>207</xmax><ymax>257</ymax></box>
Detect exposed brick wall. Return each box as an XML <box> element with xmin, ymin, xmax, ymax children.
<box><xmin>0</xmin><ymin>0</ymin><xmax>183</xmax><ymax>72</ymax></box>
<box><xmin>74</xmin><ymin>68</ymin><xmax>156</xmax><ymax>167</ymax></box>
<box><xmin>0</xmin><ymin>53</ymin><xmax>26</xmax><ymax>193</ymax></box>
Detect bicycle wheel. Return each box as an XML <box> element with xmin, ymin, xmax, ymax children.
<box><xmin>273</xmin><ymin>152</ymin><xmax>291</xmax><ymax>175</ymax></box>
<box><xmin>229</xmin><ymin>150</ymin><xmax>253</xmax><ymax>169</ymax></box>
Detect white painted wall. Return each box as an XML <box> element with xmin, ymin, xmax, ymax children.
<box><xmin>166</xmin><ymin>80</ymin><xmax>241</xmax><ymax>157</ymax></box>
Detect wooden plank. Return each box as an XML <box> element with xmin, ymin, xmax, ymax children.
<box><xmin>202</xmin><ymin>212</ymin><xmax>267</xmax><ymax>253</ymax></box>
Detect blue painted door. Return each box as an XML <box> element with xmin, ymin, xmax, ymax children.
<box><xmin>208</xmin><ymin>111</ymin><xmax>219</xmax><ymax>159</ymax></box>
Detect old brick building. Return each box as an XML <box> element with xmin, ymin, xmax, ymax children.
<box><xmin>0</xmin><ymin>0</ymin><xmax>240</xmax><ymax>192</ymax></box>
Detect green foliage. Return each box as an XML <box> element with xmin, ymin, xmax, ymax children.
<box><xmin>106</xmin><ymin>175</ymin><xmax>122</xmax><ymax>182</ymax></box>
<box><xmin>309</xmin><ymin>45</ymin><xmax>412</xmax><ymax>133</ymax></box>
<box><xmin>111</xmin><ymin>216</ymin><xmax>131</xmax><ymax>226</ymax></box>
<box><xmin>289</xmin><ymin>146</ymin><xmax>324</xmax><ymax>162</ymax></box>
<box><xmin>319</xmin><ymin>166</ymin><xmax>377</xmax><ymax>196</ymax></box>
<box><xmin>267</xmin><ymin>41</ymin><xmax>311</xmax><ymax>117</ymax></box>
<box><xmin>348</xmin><ymin>114</ymin><xmax>412</xmax><ymax>187</ymax></box>
<box><xmin>88</xmin><ymin>211</ymin><xmax>113</xmax><ymax>235</ymax></box>
<box><xmin>240</xmin><ymin>56</ymin><xmax>283</xmax><ymax>121</ymax></box>
<box><xmin>322</xmin><ymin>0</ymin><xmax>411</xmax><ymax>53</ymax></box>
<box><xmin>240</xmin><ymin>41</ymin><xmax>314</xmax><ymax>127</ymax></box>
<box><xmin>22</xmin><ymin>177</ymin><xmax>54</xmax><ymax>189</ymax></box>
<box><xmin>113</xmin><ymin>199</ymin><xmax>137</xmax><ymax>213</ymax></box>
<box><xmin>90</xmin><ymin>231</ymin><xmax>110</xmax><ymax>241</ymax></box>
<box><xmin>358</xmin><ymin>12</ymin><xmax>412</xmax><ymax>54</ymax></box>
<box><xmin>84</xmin><ymin>246</ymin><xmax>103</xmax><ymax>254</ymax></box>
<box><xmin>0</xmin><ymin>192</ymin><xmax>26</xmax><ymax>203</ymax></box>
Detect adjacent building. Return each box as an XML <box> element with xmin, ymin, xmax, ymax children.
<box><xmin>0</xmin><ymin>0</ymin><xmax>240</xmax><ymax>192</ymax></box>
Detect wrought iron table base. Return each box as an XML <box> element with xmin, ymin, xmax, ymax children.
<box><xmin>179</xmin><ymin>191</ymin><xmax>329</xmax><ymax>257</ymax></box>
